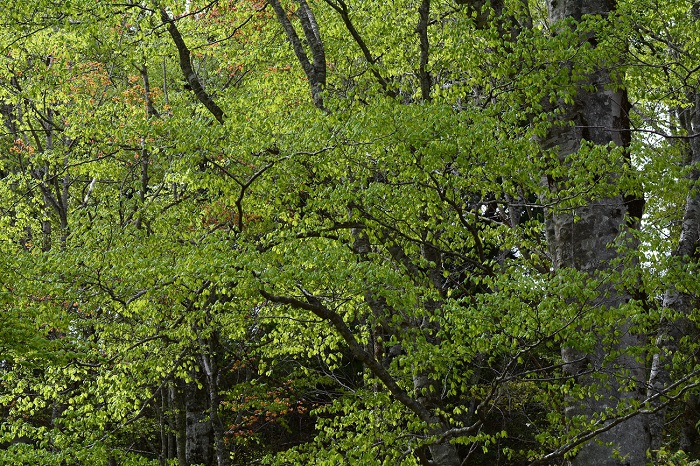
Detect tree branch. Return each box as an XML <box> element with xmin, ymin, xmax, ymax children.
<box><xmin>160</xmin><ymin>8</ymin><xmax>225</xmax><ymax>124</ymax></box>
<box><xmin>269</xmin><ymin>0</ymin><xmax>327</xmax><ymax>110</ymax></box>
<box><xmin>417</xmin><ymin>0</ymin><xmax>431</xmax><ymax>101</ymax></box>
<box><xmin>322</xmin><ymin>0</ymin><xmax>395</xmax><ymax>96</ymax></box>
<box><xmin>259</xmin><ymin>289</ymin><xmax>436</xmax><ymax>424</ymax></box>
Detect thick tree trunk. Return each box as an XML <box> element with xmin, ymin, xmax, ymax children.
<box><xmin>413</xmin><ymin>373</ymin><xmax>461</xmax><ymax>466</ymax></box>
<box><xmin>415</xmin><ymin>243</ymin><xmax>461</xmax><ymax>466</ymax></box>
<box><xmin>185</xmin><ymin>378</ymin><xmax>213</xmax><ymax>465</ymax></box>
<box><xmin>543</xmin><ymin>1</ymin><xmax>651</xmax><ymax>464</ymax></box>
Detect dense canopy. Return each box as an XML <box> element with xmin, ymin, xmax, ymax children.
<box><xmin>1</xmin><ymin>0</ymin><xmax>700</xmax><ymax>465</ymax></box>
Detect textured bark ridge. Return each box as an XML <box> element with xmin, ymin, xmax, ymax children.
<box><xmin>543</xmin><ymin>2</ymin><xmax>651</xmax><ymax>465</ymax></box>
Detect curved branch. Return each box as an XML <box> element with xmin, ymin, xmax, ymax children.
<box><xmin>160</xmin><ymin>9</ymin><xmax>225</xmax><ymax>124</ymax></box>
<box><xmin>259</xmin><ymin>289</ymin><xmax>435</xmax><ymax>424</ymax></box>
<box><xmin>531</xmin><ymin>370</ymin><xmax>700</xmax><ymax>466</ymax></box>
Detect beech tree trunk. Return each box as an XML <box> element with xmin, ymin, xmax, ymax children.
<box><xmin>199</xmin><ymin>331</ymin><xmax>231</xmax><ymax>466</ymax></box>
<box><xmin>647</xmin><ymin>93</ymin><xmax>700</xmax><ymax>455</ymax></box>
<box><xmin>543</xmin><ymin>1</ymin><xmax>651</xmax><ymax>464</ymax></box>
<box><xmin>172</xmin><ymin>381</ymin><xmax>188</xmax><ymax>466</ymax></box>
<box><xmin>185</xmin><ymin>378</ymin><xmax>213</xmax><ymax>465</ymax></box>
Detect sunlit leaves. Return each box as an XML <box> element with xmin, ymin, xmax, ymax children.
<box><xmin>1</xmin><ymin>0</ymin><xmax>700</xmax><ymax>464</ymax></box>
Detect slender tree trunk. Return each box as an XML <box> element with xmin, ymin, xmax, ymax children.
<box><xmin>351</xmin><ymin>227</ymin><xmax>462</xmax><ymax>466</ymax></box>
<box><xmin>158</xmin><ymin>386</ymin><xmax>168</xmax><ymax>465</ymax></box>
<box><xmin>543</xmin><ymin>1</ymin><xmax>651</xmax><ymax>464</ymax></box>
<box><xmin>647</xmin><ymin>93</ymin><xmax>700</xmax><ymax>455</ymax></box>
<box><xmin>269</xmin><ymin>0</ymin><xmax>327</xmax><ymax>110</ymax></box>
<box><xmin>172</xmin><ymin>381</ymin><xmax>188</xmax><ymax>466</ymax></box>
<box><xmin>199</xmin><ymin>330</ymin><xmax>230</xmax><ymax>466</ymax></box>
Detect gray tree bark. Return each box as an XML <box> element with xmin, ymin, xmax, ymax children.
<box><xmin>351</xmin><ymin>228</ymin><xmax>462</xmax><ymax>466</ymax></box>
<box><xmin>543</xmin><ymin>1</ymin><xmax>651</xmax><ymax>464</ymax></box>
<box><xmin>185</xmin><ymin>378</ymin><xmax>213</xmax><ymax>466</ymax></box>
<box><xmin>198</xmin><ymin>330</ymin><xmax>231</xmax><ymax>466</ymax></box>
<box><xmin>171</xmin><ymin>381</ymin><xmax>188</xmax><ymax>466</ymax></box>
<box><xmin>647</xmin><ymin>92</ymin><xmax>700</xmax><ymax>455</ymax></box>
<box><xmin>269</xmin><ymin>0</ymin><xmax>327</xmax><ymax>110</ymax></box>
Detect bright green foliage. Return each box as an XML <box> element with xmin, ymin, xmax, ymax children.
<box><xmin>1</xmin><ymin>0</ymin><xmax>700</xmax><ymax>465</ymax></box>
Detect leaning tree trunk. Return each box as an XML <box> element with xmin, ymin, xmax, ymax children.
<box><xmin>542</xmin><ymin>1</ymin><xmax>651</xmax><ymax>465</ymax></box>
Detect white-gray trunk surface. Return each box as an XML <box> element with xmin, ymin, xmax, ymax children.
<box><xmin>544</xmin><ymin>1</ymin><xmax>651</xmax><ymax>464</ymax></box>
<box><xmin>647</xmin><ymin>92</ymin><xmax>700</xmax><ymax>454</ymax></box>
